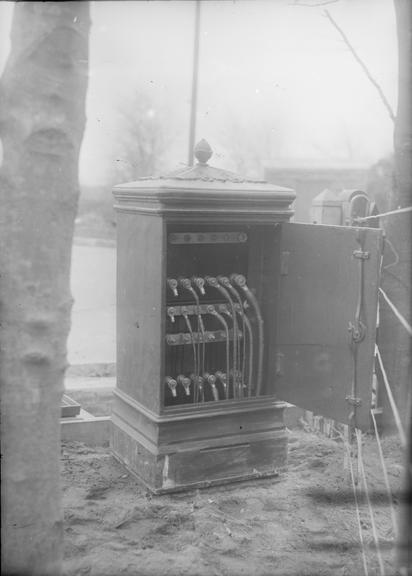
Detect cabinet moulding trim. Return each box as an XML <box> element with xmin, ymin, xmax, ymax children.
<box><xmin>159</xmin><ymin>428</ymin><xmax>287</xmax><ymax>455</ymax></box>
<box><xmin>113</xmin><ymin>388</ymin><xmax>286</xmax><ymax>423</ymax></box>
<box><xmin>112</xmin><ymin>411</ymin><xmax>159</xmax><ymax>454</ymax></box>
<box><xmin>113</xmin><ymin>185</ymin><xmax>295</xmax><ymax>198</ymax></box>
<box><xmin>113</xmin><ymin>204</ymin><xmax>294</xmax><ymax>220</ymax></box>
<box><xmin>112</xmin><ymin>412</ymin><xmax>286</xmax><ymax>456</ymax></box>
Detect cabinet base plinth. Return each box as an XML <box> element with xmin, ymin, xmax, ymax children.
<box><xmin>111</xmin><ymin>395</ymin><xmax>288</xmax><ymax>493</ymax></box>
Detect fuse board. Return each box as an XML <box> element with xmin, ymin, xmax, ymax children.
<box><xmin>111</xmin><ymin>142</ymin><xmax>381</xmax><ymax>493</ymax></box>
<box><xmin>163</xmin><ymin>223</ymin><xmax>279</xmax><ymax>408</ymax></box>
<box><xmin>111</xmin><ymin>141</ymin><xmax>295</xmax><ymax>492</ymax></box>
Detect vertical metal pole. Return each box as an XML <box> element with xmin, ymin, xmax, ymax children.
<box><xmin>188</xmin><ymin>0</ymin><xmax>201</xmax><ymax>166</ymax></box>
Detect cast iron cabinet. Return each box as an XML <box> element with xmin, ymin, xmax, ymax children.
<box><xmin>111</xmin><ymin>142</ymin><xmax>382</xmax><ymax>493</ymax></box>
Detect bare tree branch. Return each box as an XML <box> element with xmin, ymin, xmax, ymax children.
<box><xmin>109</xmin><ymin>90</ymin><xmax>172</xmax><ymax>183</ymax></box>
<box><xmin>291</xmin><ymin>0</ymin><xmax>338</xmax><ymax>6</ymax></box>
<box><xmin>324</xmin><ymin>9</ymin><xmax>395</xmax><ymax>123</ymax></box>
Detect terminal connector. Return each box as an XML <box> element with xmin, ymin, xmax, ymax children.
<box><xmin>217</xmin><ymin>275</ymin><xmax>231</xmax><ymax>288</ymax></box>
<box><xmin>192</xmin><ymin>277</ymin><xmax>206</xmax><ymax>295</ymax></box>
<box><xmin>167</xmin><ymin>278</ymin><xmax>179</xmax><ymax>297</ymax></box>
<box><xmin>191</xmin><ymin>374</ymin><xmax>205</xmax><ymax>402</ymax></box>
<box><xmin>204</xmin><ymin>373</ymin><xmax>219</xmax><ymax>401</ymax></box>
<box><xmin>205</xmin><ymin>275</ymin><xmax>219</xmax><ymax>288</ymax></box>
<box><xmin>177</xmin><ymin>375</ymin><xmax>191</xmax><ymax>396</ymax></box>
<box><xmin>167</xmin><ymin>306</ymin><xmax>176</xmax><ymax>323</ymax></box>
<box><xmin>230</xmin><ymin>273</ymin><xmax>246</xmax><ymax>288</ymax></box>
<box><xmin>178</xmin><ymin>277</ymin><xmax>192</xmax><ymax>290</ymax></box>
<box><xmin>165</xmin><ymin>376</ymin><xmax>178</xmax><ymax>397</ymax></box>
<box><xmin>215</xmin><ymin>371</ymin><xmax>228</xmax><ymax>397</ymax></box>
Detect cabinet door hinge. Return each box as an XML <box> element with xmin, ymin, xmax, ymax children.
<box><xmin>345</xmin><ymin>395</ymin><xmax>362</xmax><ymax>407</ymax></box>
<box><xmin>353</xmin><ymin>249</ymin><xmax>370</xmax><ymax>260</ymax></box>
<box><xmin>275</xmin><ymin>352</ymin><xmax>284</xmax><ymax>376</ymax></box>
<box><xmin>280</xmin><ymin>251</ymin><xmax>290</xmax><ymax>276</ymax></box>
<box><xmin>348</xmin><ymin>320</ymin><xmax>366</xmax><ymax>343</ymax></box>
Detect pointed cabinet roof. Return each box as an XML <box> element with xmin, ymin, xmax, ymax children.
<box><xmin>113</xmin><ymin>140</ymin><xmax>296</xmax><ymax>222</ymax></box>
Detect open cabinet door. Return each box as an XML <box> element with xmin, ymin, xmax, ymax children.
<box><xmin>273</xmin><ymin>223</ymin><xmax>382</xmax><ymax>430</ymax></box>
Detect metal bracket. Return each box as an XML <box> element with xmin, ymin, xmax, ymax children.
<box><xmin>348</xmin><ymin>320</ymin><xmax>366</xmax><ymax>343</ymax></box>
<box><xmin>346</xmin><ymin>228</ymin><xmax>368</xmax><ymax>433</ymax></box>
<box><xmin>275</xmin><ymin>352</ymin><xmax>284</xmax><ymax>376</ymax></box>
<box><xmin>345</xmin><ymin>395</ymin><xmax>362</xmax><ymax>407</ymax></box>
<box><xmin>353</xmin><ymin>249</ymin><xmax>370</xmax><ymax>260</ymax></box>
<box><xmin>166</xmin><ymin>329</ymin><xmax>242</xmax><ymax>346</ymax></box>
<box><xmin>168</xmin><ymin>231</ymin><xmax>248</xmax><ymax>245</ymax></box>
<box><xmin>280</xmin><ymin>252</ymin><xmax>290</xmax><ymax>276</ymax></box>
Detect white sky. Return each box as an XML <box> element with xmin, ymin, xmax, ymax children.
<box><xmin>0</xmin><ymin>0</ymin><xmax>398</xmax><ymax>185</ymax></box>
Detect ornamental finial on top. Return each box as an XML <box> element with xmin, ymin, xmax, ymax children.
<box><xmin>194</xmin><ymin>139</ymin><xmax>213</xmax><ymax>165</ymax></box>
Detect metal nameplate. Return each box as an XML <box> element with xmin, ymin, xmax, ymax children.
<box><xmin>166</xmin><ymin>329</ymin><xmax>243</xmax><ymax>346</ymax></box>
<box><xmin>168</xmin><ymin>232</ymin><xmax>248</xmax><ymax>245</ymax></box>
<box><xmin>167</xmin><ymin>303</ymin><xmax>242</xmax><ymax>319</ymax></box>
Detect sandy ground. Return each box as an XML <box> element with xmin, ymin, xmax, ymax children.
<box><xmin>61</xmin><ymin>428</ymin><xmax>404</xmax><ymax>576</ymax></box>
<box><xmin>65</xmin><ymin>240</ymin><xmax>404</xmax><ymax>575</ymax></box>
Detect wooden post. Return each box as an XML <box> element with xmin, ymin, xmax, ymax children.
<box><xmin>188</xmin><ymin>0</ymin><xmax>201</xmax><ymax>166</ymax></box>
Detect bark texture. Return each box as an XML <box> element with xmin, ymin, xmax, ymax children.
<box><xmin>0</xmin><ymin>3</ymin><xmax>90</xmax><ymax>575</ymax></box>
<box><xmin>379</xmin><ymin>0</ymin><xmax>411</xmax><ymax>429</ymax></box>
<box><xmin>379</xmin><ymin>2</ymin><xmax>411</xmax><ymax>569</ymax></box>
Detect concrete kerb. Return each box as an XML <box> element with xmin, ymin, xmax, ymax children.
<box><xmin>65</xmin><ymin>376</ymin><xmax>116</xmax><ymax>392</ymax></box>
<box><xmin>61</xmin><ymin>412</ymin><xmax>112</xmax><ymax>447</ymax></box>
<box><xmin>61</xmin><ymin>375</ymin><xmax>115</xmax><ymax>446</ymax></box>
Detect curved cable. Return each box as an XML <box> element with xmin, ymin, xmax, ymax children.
<box><xmin>237</xmin><ymin>308</ymin><xmax>254</xmax><ymax>396</ymax></box>
<box><xmin>206</xmin><ymin>277</ymin><xmax>240</xmax><ymax>398</ymax></box>
<box><xmin>179</xmin><ymin>278</ymin><xmax>206</xmax><ymax>377</ymax></box>
<box><xmin>177</xmin><ymin>374</ymin><xmax>191</xmax><ymax>398</ymax></box>
<box><xmin>204</xmin><ymin>372</ymin><xmax>219</xmax><ymax>401</ymax></box>
<box><xmin>206</xmin><ymin>304</ymin><xmax>230</xmax><ymax>399</ymax></box>
<box><xmin>230</xmin><ymin>274</ymin><xmax>264</xmax><ymax>395</ymax></box>
<box><xmin>182</xmin><ymin>309</ymin><xmax>198</xmax><ymax>402</ymax></box>
<box><xmin>218</xmin><ymin>276</ymin><xmax>246</xmax><ymax>395</ymax></box>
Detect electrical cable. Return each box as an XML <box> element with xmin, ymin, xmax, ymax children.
<box><xmin>167</xmin><ymin>307</ymin><xmax>178</xmax><ymax>381</ymax></box>
<box><xmin>237</xmin><ymin>309</ymin><xmax>254</xmax><ymax>396</ymax></box>
<box><xmin>179</xmin><ymin>278</ymin><xmax>206</xmax><ymax>379</ymax></box>
<box><xmin>354</xmin><ymin>205</ymin><xmax>412</xmax><ymax>223</ymax></box>
<box><xmin>215</xmin><ymin>371</ymin><xmax>228</xmax><ymax>399</ymax></box>
<box><xmin>221</xmin><ymin>309</ymin><xmax>239</xmax><ymax>398</ymax></box>
<box><xmin>221</xmin><ymin>307</ymin><xmax>249</xmax><ymax>398</ymax></box>
<box><xmin>218</xmin><ymin>276</ymin><xmax>247</xmax><ymax>395</ymax></box>
<box><xmin>382</xmin><ymin>237</ymin><xmax>399</xmax><ymax>270</ymax></box>
<box><xmin>343</xmin><ymin>437</ymin><xmax>370</xmax><ymax>576</ymax></box>
<box><xmin>182</xmin><ymin>310</ymin><xmax>199</xmax><ymax>402</ymax></box>
<box><xmin>375</xmin><ymin>346</ymin><xmax>407</xmax><ymax>448</ymax></box>
<box><xmin>230</xmin><ymin>274</ymin><xmax>264</xmax><ymax>395</ymax></box>
<box><xmin>370</xmin><ymin>409</ymin><xmax>399</xmax><ymax>537</ymax></box>
<box><xmin>378</xmin><ymin>287</ymin><xmax>412</xmax><ymax>337</ymax></box>
<box><xmin>205</xmin><ymin>277</ymin><xmax>240</xmax><ymax>398</ymax></box>
<box><xmin>356</xmin><ymin>429</ymin><xmax>386</xmax><ymax>576</ymax></box>
<box><xmin>206</xmin><ymin>305</ymin><xmax>230</xmax><ymax>399</ymax></box>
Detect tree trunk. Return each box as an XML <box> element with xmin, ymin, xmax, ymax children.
<box><xmin>0</xmin><ymin>3</ymin><xmax>90</xmax><ymax>575</ymax></box>
<box><xmin>379</xmin><ymin>1</ymin><xmax>411</xmax><ymax>571</ymax></box>
<box><xmin>378</xmin><ymin>0</ymin><xmax>411</xmax><ymax>430</ymax></box>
